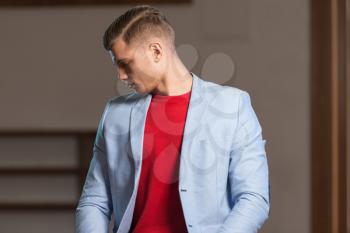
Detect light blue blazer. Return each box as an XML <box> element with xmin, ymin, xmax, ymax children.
<box><xmin>76</xmin><ymin>73</ymin><xmax>270</xmax><ymax>233</ymax></box>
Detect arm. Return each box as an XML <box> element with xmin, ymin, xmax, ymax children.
<box><xmin>218</xmin><ymin>91</ymin><xmax>271</xmax><ymax>233</ymax></box>
<box><xmin>75</xmin><ymin>100</ymin><xmax>113</xmax><ymax>233</ymax></box>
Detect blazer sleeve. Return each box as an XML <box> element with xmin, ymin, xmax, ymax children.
<box><xmin>75</xmin><ymin>100</ymin><xmax>113</xmax><ymax>233</ymax></box>
<box><xmin>218</xmin><ymin>91</ymin><xmax>271</xmax><ymax>233</ymax></box>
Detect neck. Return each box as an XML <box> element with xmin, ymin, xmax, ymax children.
<box><xmin>152</xmin><ymin>55</ymin><xmax>193</xmax><ymax>96</ymax></box>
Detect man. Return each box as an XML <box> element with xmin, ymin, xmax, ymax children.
<box><xmin>76</xmin><ymin>5</ymin><xmax>270</xmax><ymax>233</ymax></box>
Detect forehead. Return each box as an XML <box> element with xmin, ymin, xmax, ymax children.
<box><xmin>111</xmin><ymin>38</ymin><xmax>136</xmax><ymax>60</ymax></box>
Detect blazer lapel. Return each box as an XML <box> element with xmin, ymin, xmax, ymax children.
<box><xmin>179</xmin><ymin>73</ymin><xmax>208</xmax><ymax>180</ymax></box>
<box><xmin>116</xmin><ymin>93</ymin><xmax>151</xmax><ymax>233</ymax></box>
<box><xmin>129</xmin><ymin>93</ymin><xmax>152</xmax><ymax>167</ymax></box>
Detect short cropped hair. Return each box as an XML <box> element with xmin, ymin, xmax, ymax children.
<box><xmin>102</xmin><ymin>5</ymin><xmax>175</xmax><ymax>51</ymax></box>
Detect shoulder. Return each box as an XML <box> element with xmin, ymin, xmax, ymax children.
<box><xmin>101</xmin><ymin>92</ymin><xmax>147</xmax><ymax>115</ymax></box>
<box><xmin>197</xmin><ymin>77</ymin><xmax>249</xmax><ymax>108</ymax></box>
<box><xmin>99</xmin><ymin>92</ymin><xmax>144</xmax><ymax>123</ymax></box>
<box><xmin>107</xmin><ymin>92</ymin><xmax>144</xmax><ymax>106</ymax></box>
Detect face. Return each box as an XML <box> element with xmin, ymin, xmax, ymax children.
<box><xmin>110</xmin><ymin>38</ymin><xmax>165</xmax><ymax>94</ymax></box>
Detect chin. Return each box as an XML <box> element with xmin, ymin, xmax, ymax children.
<box><xmin>134</xmin><ymin>86</ymin><xmax>147</xmax><ymax>95</ymax></box>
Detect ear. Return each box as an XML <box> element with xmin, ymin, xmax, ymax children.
<box><xmin>149</xmin><ymin>42</ymin><xmax>162</xmax><ymax>62</ymax></box>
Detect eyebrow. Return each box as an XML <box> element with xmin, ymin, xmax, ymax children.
<box><xmin>108</xmin><ymin>50</ymin><xmax>129</xmax><ymax>66</ymax></box>
<box><xmin>115</xmin><ymin>58</ymin><xmax>129</xmax><ymax>66</ymax></box>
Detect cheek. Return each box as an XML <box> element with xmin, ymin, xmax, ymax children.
<box><xmin>135</xmin><ymin>61</ymin><xmax>157</xmax><ymax>78</ymax></box>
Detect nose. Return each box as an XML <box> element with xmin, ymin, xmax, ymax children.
<box><xmin>117</xmin><ymin>68</ymin><xmax>128</xmax><ymax>81</ymax></box>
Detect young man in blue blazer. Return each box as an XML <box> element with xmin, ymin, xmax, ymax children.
<box><xmin>76</xmin><ymin>5</ymin><xmax>270</xmax><ymax>233</ymax></box>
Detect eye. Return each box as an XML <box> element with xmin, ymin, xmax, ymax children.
<box><xmin>118</xmin><ymin>62</ymin><xmax>128</xmax><ymax>69</ymax></box>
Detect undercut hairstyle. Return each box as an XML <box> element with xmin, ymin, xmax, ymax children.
<box><xmin>102</xmin><ymin>5</ymin><xmax>176</xmax><ymax>51</ymax></box>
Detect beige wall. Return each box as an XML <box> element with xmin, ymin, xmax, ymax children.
<box><xmin>0</xmin><ymin>0</ymin><xmax>310</xmax><ymax>232</ymax></box>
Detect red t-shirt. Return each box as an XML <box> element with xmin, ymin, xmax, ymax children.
<box><xmin>129</xmin><ymin>90</ymin><xmax>192</xmax><ymax>233</ymax></box>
